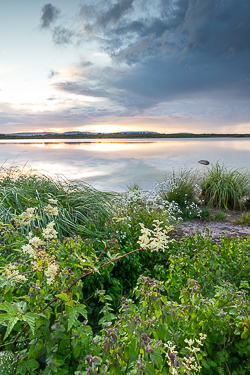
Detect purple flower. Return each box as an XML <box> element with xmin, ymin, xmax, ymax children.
<box><xmin>168</xmin><ymin>352</ymin><xmax>176</xmax><ymax>363</ymax></box>
<box><xmin>141</xmin><ymin>333</ymin><xmax>150</xmax><ymax>344</ymax></box>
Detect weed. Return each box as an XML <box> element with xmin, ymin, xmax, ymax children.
<box><xmin>235</xmin><ymin>212</ymin><xmax>250</xmax><ymax>225</ymax></box>
<box><xmin>201</xmin><ymin>162</ymin><xmax>250</xmax><ymax>210</ymax></box>
<box><xmin>212</xmin><ymin>210</ymin><xmax>227</xmax><ymax>221</ymax></box>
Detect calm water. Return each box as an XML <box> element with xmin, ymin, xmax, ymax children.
<box><xmin>0</xmin><ymin>138</ymin><xmax>249</xmax><ymax>191</ymax></box>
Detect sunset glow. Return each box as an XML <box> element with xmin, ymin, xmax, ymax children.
<box><xmin>0</xmin><ymin>1</ymin><xmax>249</xmax><ymax>134</ymax></box>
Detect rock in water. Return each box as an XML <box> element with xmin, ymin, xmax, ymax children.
<box><xmin>198</xmin><ymin>160</ymin><xmax>210</xmax><ymax>165</ymax></box>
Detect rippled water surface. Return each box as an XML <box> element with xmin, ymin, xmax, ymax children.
<box><xmin>0</xmin><ymin>138</ymin><xmax>249</xmax><ymax>191</ymax></box>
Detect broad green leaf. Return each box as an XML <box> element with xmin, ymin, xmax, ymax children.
<box><xmin>145</xmin><ymin>363</ymin><xmax>155</xmax><ymax>375</ymax></box>
<box><xmin>75</xmin><ymin>305</ymin><xmax>87</xmax><ymax>320</ymax></box>
<box><xmin>23</xmin><ymin>313</ymin><xmax>36</xmax><ymax>335</ymax></box>
<box><xmin>73</xmin><ymin>344</ymin><xmax>82</xmax><ymax>358</ymax></box>
<box><xmin>241</xmin><ymin>327</ymin><xmax>249</xmax><ymax>339</ymax></box>
<box><xmin>56</xmin><ymin>293</ymin><xmax>71</xmax><ymax>302</ymax></box>
<box><xmin>4</xmin><ymin>316</ymin><xmax>19</xmax><ymax>340</ymax></box>
<box><xmin>0</xmin><ymin>301</ymin><xmax>17</xmax><ymax>315</ymax></box>
<box><xmin>4</xmin><ymin>290</ymin><xmax>13</xmax><ymax>302</ymax></box>
<box><xmin>0</xmin><ymin>313</ymin><xmax>9</xmax><ymax>324</ymax></box>
<box><xmin>68</xmin><ymin>308</ymin><xmax>78</xmax><ymax>331</ymax></box>
<box><xmin>26</xmin><ymin>359</ymin><xmax>39</xmax><ymax>369</ymax></box>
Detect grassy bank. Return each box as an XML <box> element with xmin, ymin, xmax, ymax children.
<box><xmin>0</xmin><ymin>164</ymin><xmax>250</xmax><ymax>374</ymax></box>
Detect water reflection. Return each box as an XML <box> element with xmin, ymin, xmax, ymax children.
<box><xmin>0</xmin><ymin>138</ymin><xmax>250</xmax><ymax>191</ymax></box>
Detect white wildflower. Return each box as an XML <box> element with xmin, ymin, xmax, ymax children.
<box><xmin>29</xmin><ymin>236</ymin><xmax>42</xmax><ymax>248</ymax></box>
<box><xmin>18</xmin><ymin>207</ymin><xmax>36</xmax><ymax>225</ymax></box>
<box><xmin>45</xmin><ymin>263</ymin><xmax>59</xmax><ymax>285</ymax></box>
<box><xmin>42</xmin><ymin>221</ymin><xmax>58</xmax><ymax>240</ymax></box>
<box><xmin>44</xmin><ymin>204</ymin><xmax>58</xmax><ymax>216</ymax></box>
<box><xmin>138</xmin><ymin>220</ymin><xmax>173</xmax><ymax>252</ymax></box>
<box><xmin>48</xmin><ymin>198</ymin><xmax>58</xmax><ymax>204</ymax></box>
<box><xmin>22</xmin><ymin>244</ymin><xmax>35</xmax><ymax>257</ymax></box>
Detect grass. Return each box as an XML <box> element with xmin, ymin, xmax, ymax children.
<box><xmin>158</xmin><ymin>167</ymin><xmax>200</xmax><ymax>208</ymax></box>
<box><xmin>0</xmin><ymin>165</ymin><xmax>113</xmax><ymax>237</ymax></box>
<box><xmin>200</xmin><ymin>162</ymin><xmax>250</xmax><ymax>210</ymax></box>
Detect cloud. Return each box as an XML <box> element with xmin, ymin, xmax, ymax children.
<box><xmin>38</xmin><ymin>0</ymin><xmax>250</xmax><ymax>131</ymax></box>
<box><xmin>48</xmin><ymin>70</ymin><xmax>59</xmax><ymax>78</ymax></box>
<box><xmin>52</xmin><ymin>26</ymin><xmax>75</xmax><ymax>45</ymax></box>
<box><xmin>40</xmin><ymin>3</ymin><xmax>60</xmax><ymax>29</ymax></box>
<box><xmin>98</xmin><ymin>0</ymin><xmax>135</xmax><ymax>28</ymax></box>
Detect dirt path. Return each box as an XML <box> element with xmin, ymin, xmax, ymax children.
<box><xmin>172</xmin><ymin>211</ymin><xmax>250</xmax><ymax>241</ymax></box>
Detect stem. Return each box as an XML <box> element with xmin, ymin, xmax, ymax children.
<box><xmin>8</xmin><ymin>324</ymin><xmax>28</xmax><ymax>351</ymax></box>
<box><xmin>182</xmin><ymin>343</ymin><xmax>200</xmax><ymax>375</ymax></box>
<box><xmin>94</xmin><ymin>219</ymin><xmax>120</xmax><ymax>265</ymax></box>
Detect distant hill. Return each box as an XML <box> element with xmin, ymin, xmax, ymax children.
<box><xmin>1</xmin><ymin>132</ymin><xmax>250</xmax><ymax>140</ymax></box>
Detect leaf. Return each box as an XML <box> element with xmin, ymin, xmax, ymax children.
<box><xmin>56</xmin><ymin>293</ymin><xmax>71</xmax><ymax>302</ymax></box>
<box><xmin>145</xmin><ymin>363</ymin><xmax>155</xmax><ymax>375</ymax></box>
<box><xmin>0</xmin><ymin>313</ymin><xmax>9</xmax><ymax>324</ymax></box>
<box><xmin>26</xmin><ymin>359</ymin><xmax>39</xmax><ymax>369</ymax></box>
<box><xmin>4</xmin><ymin>316</ymin><xmax>19</xmax><ymax>340</ymax></box>
<box><xmin>4</xmin><ymin>290</ymin><xmax>13</xmax><ymax>302</ymax></box>
<box><xmin>73</xmin><ymin>344</ymin><xmax>82</xmax><ymax>359</ymax></box>
<box><xmin>0</xmin><ymin>301</ymin><xmax>17</xmax><ymax>315</ymax></box>
<box><xmin>241</xmin><ymin>327</ymin><xmax>249</xmax><ymax>339</ymax></box>
<box><xmin>68</xmin><ymin>308</ymin><xmax>78</xmax><ymax>331</ymax></box>
<box><xmin>23</xmin><ymin>313</ymin><xmax>36</xmax><ymax>335</ymax></box>
<box><xmin>75</xmin><ymin>305</ymin><xmax>87</xmax><ymax>320</ymax></box>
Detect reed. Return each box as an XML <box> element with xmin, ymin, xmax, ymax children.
<box><xmin>0</xmin><ymin>165</ymin><xmax>113</xmax><ymax>237</ymax></box>
<box><xmin>201</xmin><ymin>162</ymin><xmax>250</xmax><ymax>210</ymax></box>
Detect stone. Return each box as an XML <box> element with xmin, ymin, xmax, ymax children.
<box><xmin>198</xmin><ymin>160</ymin><xmax>210</xmax><ymax>165</ymax></box>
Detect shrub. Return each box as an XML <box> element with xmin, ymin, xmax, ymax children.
<box><xmin>212</xmin><ymin>210</ymin><xmax>227</xmax><ymax>221</ymax></box>
<box><xmin>200</xmin><ymin>163</ymin><xmax>250</xmax><ymax>210</ymax></box>
<box><xmin>0</xmin><ymin>205</ymin><xmax>175</xmax><ymax>374</ymax></box>
<box><xmin>160</xmin><ymin>233</ymin><xmax>250</xmax><ymax>299</ymax></box>
<box><xmin>158</xmin><ymin>168</ymin><xmax>202</xmax><ymax>219</ymax></box>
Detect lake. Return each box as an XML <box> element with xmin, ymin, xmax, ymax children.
<box><xmin>0</xmin><ymin>138</ymin><xmax>250</xmax><ymax>191</ymax></box>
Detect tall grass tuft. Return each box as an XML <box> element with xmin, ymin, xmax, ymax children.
<box><xmin>158</xmin><ymin>167</ymin><xmax>200</xmax><ymax>208</ymax></box>
<box><xmin>200</xmin><ymin>162</ymin><xmax>250</xmax><ymax>210</ymax></box>
<box><xmin>0</xmin><ymin>165</ymin><xmax>113</xmax><ymax>237</ymax></box>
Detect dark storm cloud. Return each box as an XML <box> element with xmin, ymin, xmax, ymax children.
<box><xmin>53</xmin><ymin>81</ymin><xmax>110</xmax><ymax>98</ymax></box>
<box><xmin>80</xmin><ymin>0</ymin><xmax>134</xmax><ymax>28</ymax></box>
<box><xmin>40</xmin><ymin>0</ymin><xmax>250</xmax><ymax>128</ymax></box>
<box><xmin>98</xmin><ymin>0</ymin><xmax>135</xmax><ymax>27</ymax></box>
<box><xmin>52</xmin><ymin>26</ymin><xmax>75</xmax><ymax>45</ymax></box>
<box><xmin>77</xmin><ymin>0</ymin><xmax>250</xmax><ymax>64</ymax></box>
<box><xmin>40</xmin><ymin>3</ymin><xmax>60</xmax><ymax>29</ymax></box>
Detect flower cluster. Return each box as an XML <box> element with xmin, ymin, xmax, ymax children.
<box><xmin>138</xmin><ymin>220</ymin><xmax>173</xmax><ymax>252</ymax></box>
<box><xmin>42</xmin><ymin>221</ymin><xmax>58</xmax><ymax>240</ymax></box>
<box><xmin>16</xmin><ymin>207</ymin><xmax>36</xmax><ymax>226</ymax></box>
<box><xmin>4</xmin><ymin>263</ymin><xmax>27</xmax><ymax>282</ymax></box>
<box><xmin>0</xmin><ymin>351</ymin><xmax>16</xmax><ymax>374</ymax></box>
<box><xmin>48</xmin><ymin>198</ymin><xmax>58</xmax><ymax>204</ymax></box>
<box><xmin>164</xmin><ymin>334</ymin><xmax>207</xmax><ymax>374</ymax></box>
<box><xmin>113</xmin><ymin>188</ymin><xmax>182</xmax><ymax>223</ymax></box>
<box><xmin>44</xmin><ymin>204</ymin><xmax>58</xmax><ymax>216</ymax></box>
<box><xmin>22</xmin><ymin>244</ymin><xmax>36</xmax><ymax>257</ymax></box>
<box><xmin>45</xmin><ymin>263</ymin><xmax>59</xmax><ymax>285</ymax></box>
<box><xmin>29</xmin><ymin>236</ymin><xmax>42</xmax><ymax>248</ymax></box>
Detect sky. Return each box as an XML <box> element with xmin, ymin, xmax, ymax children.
<box><xmin>0</xmin><ymin>0</ymin><xmax>250</xmax><ymax>134</ymax></box>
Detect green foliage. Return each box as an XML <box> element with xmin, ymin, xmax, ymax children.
<box><xmin>162</xmin><ymin>233</ymin><xmax>250</xmax><ymax>299</ymax></box>
<box><xmin>200</xmin><ymin>208</ymin><xmax>211</xmax><ymax>220</ymax></box>
<box><xmin>2</xmin><ymin>173</ymin><xmax>250</xmax><ymax>374</ymax></box>
<box><xmin>158</xmin><ymin>168</ymin><xmax>202</xmax><ymax>219</ymax></box>
<box><xmin>201</xmin><ymin>162</ymin><xmax>250</xmax><ymax>210</ymax></box>
<box><xmin>235</xmin><ymin>212</ymin><xmax>250</xmax><ymax>225</ymax></box>
<box><xmin>212</xmin><ymin>211</ymin><xmax>227</xmax><ymax>221</ymax></box>
<box><xmin>0</xmin><ymin>165</ymin><xmax>113</xmax><ymax>237</ymax></box>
